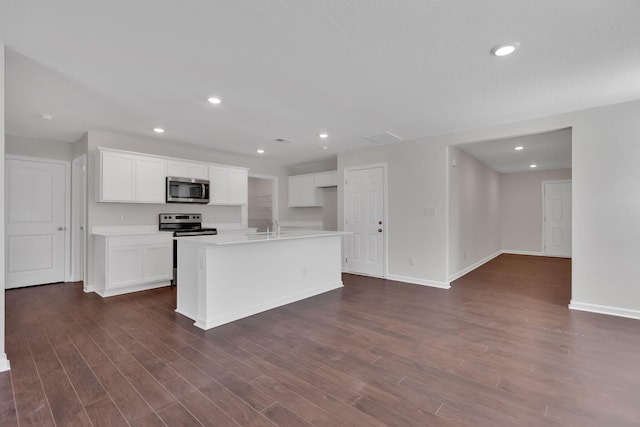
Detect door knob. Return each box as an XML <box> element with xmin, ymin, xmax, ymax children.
<box><xmin>378</xmin><ymin>228</ymin><xmax>383</xmax><ymax>232</ymax></box>
<box><xmin>57</xmin><ymin>226</ymin><xmax>66</xmax><ymax>231</ymax></box>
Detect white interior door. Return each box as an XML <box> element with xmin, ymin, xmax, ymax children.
<box><xmin>543</xmin><ymin>181</ymin><xmax>572</xmax><ymax>257</ymax></box>
<box><xmin>345</xmin><ymin>166</ymin><xmax>385</xmax><ymax>277</ymax></box>
<box><xmin>6</xmin><ymin>158</ymin><xmax>67</xmax><ymax>288</ymax></box>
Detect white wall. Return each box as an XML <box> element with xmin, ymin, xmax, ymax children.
<box><xmin>339</xmin><ymin>98</ymin><xmax>640</xmax><ymax>319</ymax></box>
<box><xmin>501</xmin><ymin>168</ymin><xmax>572</xmax><ymax>254</ymax></box>
<box><xmin>322</xmin><ymin>187</ymin><xmax>338</xmax><ymax>231</ymax></box>
<box><xmin>448</xmin><ymin>146</ymin><xmax>501</xmax><ymax>279</ymax></box>
<box><xmin>5</xmin><ymin>134</ymin><xmax>75</xmax><ymax>161</ymax></box>
<box><xmin>291</xmin><ymin>157</ymin><xmax>337</xmax><ymax>175</ymax></box>
<box><xmin>0</xmin><ymin>45</ymin><xmax>9</xmax><ymax>372</ymax></box>
<box><xmin>338</xmin><ymin>140</ymin><xmax>449</xmax><ymax>285</ymax></box>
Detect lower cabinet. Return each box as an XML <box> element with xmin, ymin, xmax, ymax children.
<box><xmin>94</xmin><ymin>233</ymin><xmax>173</xmax><ymax>297</ymax></box>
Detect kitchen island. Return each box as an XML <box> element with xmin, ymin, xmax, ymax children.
<box><xmin>175</xmin><ymin>230</ymin><xmax>349</xmax><ymax>330</ymax></box>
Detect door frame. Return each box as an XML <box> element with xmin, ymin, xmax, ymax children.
<box><xmin>5</xmin><ymin>154</ymin><xmax>72</xmax><ymax>282</ymax></box>
<box><xmin>343</xmin><ymin>162</ymin><xmax>388</xmax><ymax>277</ymax></box>
<box><xmin>71</xmin><ymin>154</ymin><xmax>87</xmax><ymax>283</ymax></box>
<box><xmin>541</xmin><ymin>179</ymin><xmax>572</xmax><ymax>257</ymax></box>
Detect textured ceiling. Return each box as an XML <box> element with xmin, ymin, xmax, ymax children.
<box><xmin>1</xmin><ymin>1</ymin><xmax>639</xmax><ymax>165</ymax></box>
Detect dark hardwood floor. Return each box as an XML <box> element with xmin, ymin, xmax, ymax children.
<box><xmin>2</xmin><ymin>254</ymin><xmax>640</xmax><ymax>426</ymax></box>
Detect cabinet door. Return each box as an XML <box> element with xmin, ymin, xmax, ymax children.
<box><xmin>209</xmin><ymin>166</ymin><xmax>229</xmax><ymax>204</ymax></box>
<box><xmin>107</xmin><ymin>247</ymin><xmax>143</xmax><ymax>289</ymax></box>
<box><xmin>142</xmin><ymin>244</ymin><xmax>173</xmax><ymax>282</ymax></box>
<box><xmin>135</xmin><ymin>156</ymin><xmax>166</xmax><ymax>203</ymax></box>
<box><xmin>168</xmin><ymin>161</ymin><xmax>208</xmax><ymax>180</ymax></box>
<box><xmin>100</xmin><ymin>151</ymin><xmax>135</xmax><ymax>202</ymax></box>
<box><xmin>314</xmin><ymin>171</ymin><xmax>337</xmax><ymax>187</ymax></box>
<box><xmin>288</xmin><ymin>174</ymin><xmax>319</xmax><ymax>207</ymax></box>
<box><xmin>167</xmin><ymin>161</ymin><xmax>189</xmax><ymax>178</ymax></box>
<box><xmin>189</xmin><ymin>164</ymin><xmax>209</xmax><ymax>180</ymax></box>
<box><xmin>227</xmin><ymin>169</ymin><xmax>248</xmax><ymax>205</ymax></box>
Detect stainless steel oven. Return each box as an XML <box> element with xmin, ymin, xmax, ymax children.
<box><xmin>166</xmin><ymin>177</ymin><xmax>210</xmax><ymax>204</ymax></box>
<box><xmin>159</xmin><ymin>213</ymin><xmax>217</xmax><ymax>285</ymax></box>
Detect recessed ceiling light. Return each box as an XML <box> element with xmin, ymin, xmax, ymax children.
<box><xmin>530</xmin><ymin>164</ymin><xmax>537</xmax><ymax>168</ymax></box>
<box><xmin>257</xmin><ymin>149</ymin><xmax>265</xmax><ymax>154</ymax></box>
<box><xmin>39</xmin><ymin>113</ymin><xmax>54</xmax><ymax>121</ymax></box>
<box><xmin>514</xmin><ymin>146</ymin><xmax>524</xmax><ymax>150</ymax></box>
<box><xmin>491</xmin><ymin>42</ymin><xmax>520</xmax><ymax>57</ymax></box>
<box><xmin>153</xmin><ymin>128</ymin><xmax>165</xmax><ymax>134</ymax></box>
<box><xmin>319</xmin><ymin>133</ymin><xmax>329</xmax><ymax>139</ymax></box>
<box><xmin>208</xmin><ymin>97</ymin><xmax>222</xmax><ymax>104</ymax></box>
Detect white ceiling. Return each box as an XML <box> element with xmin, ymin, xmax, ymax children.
<box><xmin>1</xmin><ymin>1</ymin><xmax>639</xmax><ymax>166</ymax></box>
<box><xmin>456</xmin><ymin>128</ymin><xmax>572</xmax><ymax>173</ymax></box>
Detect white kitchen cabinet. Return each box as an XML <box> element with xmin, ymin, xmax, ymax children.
<box><xmin>94</xmin><ymin>233</ymin><xmax>173</xmax><ymax>297</ymax></box>
<box><xmin>97</xmin><ymin>147</ymin><xmax>249</xmax><ymax>205</ymax></box>
<box><xmin>135</xmin><ymin>155</ymin><xmax>167</xmax><ymax>202</ymax></box>
<box><xmin>167</xmin><ymin>160</ymin><xmax>209</xmax><ymax>180</ymax></box>
<box><xmin>288</xmin><ymin>171</ymin><xmax>338</xmax><ymax>207</ymax></box>
<box><xmin>209</xmin><ymin>166</ymin><xmax>248</xmax><ymax>205</ymax></box>
<box><xmin>107</xmin><ymin>246</ymin><xmax>143</xmax><ymax>289</ymax></box>
<box><xmin>288</xmin><ymin>174</ymin><xmax>319</xmax><ymax>207</ymax></box>
<box><xmin>314</xmin><ymin>171</ymin><xmax>337</xmax><ymax>187</ymax></box>
<box><xmin>143</xmin><ymin>244</ymin><xmax>173</xmax><ymax>282</ymax></box>
<box><xmin>98</xmin><ymin>149</ymin><xmax>166</xmax><ymax>203</ymax></box>
<box><xmin>99</xmin><ymin>150</ymin><xmax>136</xmax><ymax>202</ymax></box>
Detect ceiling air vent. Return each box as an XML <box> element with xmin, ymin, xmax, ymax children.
<box><xmin>364</xmin><ymin>132</ymin><xmax>403</xmax><ymax>145</ymax></box>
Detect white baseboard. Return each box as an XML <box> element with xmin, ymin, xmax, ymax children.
<box><xmin>96</xmin><ymin>281</ymin><xmax>172</xmax><ymax>298</ymax></box>
<box><xmin>448</xmin><ymin>250</ymin><xmax>502</xmax><ymax>282</ymax></box>
<box><xmin>501</xmin><ymin>249</ymin><xmax>544</xmax><ymax>256</ymax></box>
<box><xmin>568</xmin><ymin>301</ymin><xmax>640</xmax><ymax>320</ymax></box>
<box><xmin>386</xmin><ymin>274</ymin><xmax>450</xmax><ymax>289</ymax></box>
<box><xmin>0</xmin><ymin>355</ymin><xmax>10</xmax><ymax>372</ymax></box>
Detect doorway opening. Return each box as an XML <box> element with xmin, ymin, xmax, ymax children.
<box><xmin>248</xmin><ymin>175</ymin><xmax>278</xmax><ymax>232</ymax></box>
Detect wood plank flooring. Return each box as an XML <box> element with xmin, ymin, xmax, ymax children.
<box><xmin>2</xmin><ymin>254</ymin><xmax>640</xmax><ymax>426</ymax></box>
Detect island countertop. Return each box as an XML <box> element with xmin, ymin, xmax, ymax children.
<box><xmin>175</xmin><ymin>229</ymin><xmax>350</xmax><ymax>245</ymax></box>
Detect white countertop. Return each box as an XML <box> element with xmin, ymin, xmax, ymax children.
<box><xmin>92</xmin><ymin>226</ymin><xmax>166</xmax><ymax>237</ymax></box>
<box><xmin>92</xmin><ymin>225</ymin><xmax>257</xmax><ymax>237</ymax></box>
<box><xmin>175</xmin><ymin>230</ymin><xmax>350</xmax><ymax>246</ymax></box>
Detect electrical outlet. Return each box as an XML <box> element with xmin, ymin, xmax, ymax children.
<box><xmin>408</xmin><ymin>257</ymin><xmax>415</xmax><ymax>266</ymax></box>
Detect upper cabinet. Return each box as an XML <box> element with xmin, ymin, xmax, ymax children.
<box><xmin>313</xmin><ymin>171</ymin><xmax>338</xmax><ymax>187</ymax></box>
<box><xmin>135</xmin><ymin>156</ymin><xmax>167</xmax><ymax>203</ymax></box>
<box><xmin>98</xmin><ymin>149</ymin><xmax>166</xmax><ymax>203</ymax></box>
<box><xmin>167</xmin><ymin>161</ymin><xmax>209</xmax><ymax>180</ymax></box>
<box><xmin>99</xmin><ymin>150</ymin><xmax>136</xmax><ymax>202</ymax></box>
<box><xmin>96</xmin><ymin>147</ymin><xmax>248</xmax><ymax>205</ymax></box>
<box><xmin>288</xmin><ymin>171</ymin><xmax>337</xmax><ymax>207</ymax></box>
<box><xmin>209</xmin><ymin>166</ymin><xmax>248</xmax><ymax>205</ymax></box>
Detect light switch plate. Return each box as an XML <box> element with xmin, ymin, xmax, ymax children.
<box><xmin>424</xmin><ymin>207</ymin><xmax>437</xmax><ymax>216</ymax></box>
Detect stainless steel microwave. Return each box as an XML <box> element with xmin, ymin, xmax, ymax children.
<box><xmin>166</xmin><ymin>176</ymin><xmax>210</xmax><ymax>204</ymax></box>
